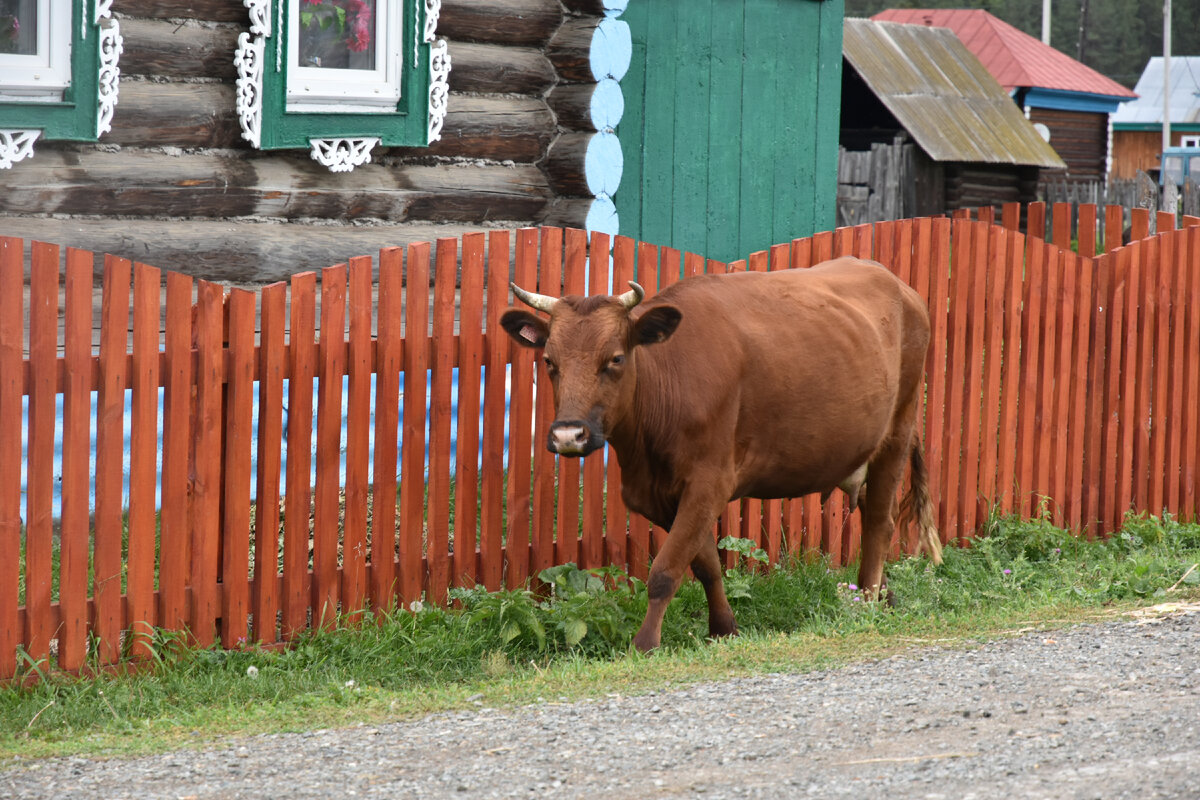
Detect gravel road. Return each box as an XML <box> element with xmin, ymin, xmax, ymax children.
<box><xmin>4</xmin><ymin>606</ymin><xmax>1199</xmax><ymax>800</ymax></box>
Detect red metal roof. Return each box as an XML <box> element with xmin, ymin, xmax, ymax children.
<box><xmin>872</xmin><ymin>9</ymin><xmax>1136</xmax><ymax>99</ymax></box>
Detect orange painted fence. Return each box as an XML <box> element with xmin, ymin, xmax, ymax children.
<box><xmin>2</xmin><ymin>201</ymin><xmax>1199</xmax><ymax>677</ymax></box>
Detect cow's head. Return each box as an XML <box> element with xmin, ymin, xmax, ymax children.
<box><xmin>500</xmin><ymin>282</ymin><xmax>681</xmax><ymax>456</ymax></box>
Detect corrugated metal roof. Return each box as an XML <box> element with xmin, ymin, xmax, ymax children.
<box><xmin>872</xmin><ymin>9</ymin><xmax>1136</xmax><ymax>100</ymax></box>
<box><xmin>843</xmin><ymin>19</ymin><xmax>1066</xmax><ymax>168</ymax></box>
<box><xmin>1111</xmin><ymin>57</ymin><xmax>1200</xmax><ymax>126</ymax></box>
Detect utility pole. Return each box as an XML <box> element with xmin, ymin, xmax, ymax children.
<box><xmin>1163</xmin><ymin>0</ymin><xmax>1172</xmax><ymax>155</ymax></box>
<box><xmin>1042</xmin><ymin>0</ymin><xmax>1052</xmax><ymax>45</ymax></box>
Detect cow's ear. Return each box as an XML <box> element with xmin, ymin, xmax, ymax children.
<box><xmin>633</xmin><ymin>305</ymin><xmax>681</xmax><ymax>346</ymax></box>
<box><xmin>500</xmin><ymin>309</ymin><xmax>550</xmax><ymax>348</ymax></box>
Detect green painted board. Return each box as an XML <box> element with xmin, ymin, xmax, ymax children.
<box><xmin>617</xmin><ymin>0</ymin><xmax>843</xmax><ymax>263</ymax></box>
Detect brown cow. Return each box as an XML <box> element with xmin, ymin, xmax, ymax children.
<box><xmin>501</xmin><ymin>256</ymin><xmax>942</xmax><ymax>652</ymax></box>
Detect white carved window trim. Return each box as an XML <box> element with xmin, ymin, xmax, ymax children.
<box><xmin>235</xmin><ymin>0</ymin><xmax>448</xmax><ymax>173</ymax></box>
<box><xmin>0</xmin><ymin>0</ymin><xmax>72</xmax><ymax>102</ymax></box>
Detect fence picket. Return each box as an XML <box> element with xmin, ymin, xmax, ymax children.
<box><xmin>480</xmin><ymin>233</ymin><xmax>510</xmax><ymax>591</ymax></box>
<box><xmin>343</xmin><ymin>257</ymin><xmax>373</xmax><ymax>616</ymax></box>
<box><xmin>221</xmin><ymin>288</ymin><xmax>255</xmax><ymax>649</ymax></box>
<box><xmin>504</xmin><ymin>230</ymin><xmax>537</xmax><ymax>589</ymax></box>
<box><xmin>254</xmin><ymin>282</ymin><xmax>286</xmax><ymax>642</ymax></box>
<box><xmin>314</xmin><ymin>265</ymin><xmax>347</xmax><ymax>627</ymax></box>
<box><xmin>1183</xmin><ymin>226</ymin><xmax>1200</xmax><ymax>517</ymax></box>
<box><xmin>1116</xmin><ymin>245</ymin><xmax>1141</xmax><ymax>526</ymax></box>
<box><xmin>25</xmin><ymin>243</ymin><xmax>59</xmax><ymax>668</ymax></box>
<box><xmin>429</xmin><ymin>241</ymin><xmax>458</xmax><ymax>604</ymax></box>
<box><xmin>160</xmin><ymin>271</ymin><xmax>193</xmax><ymax>635</ymax></box>
<box><xmin>1164</xmin><ymin>230</ymin><xmax>1187</xmax><ymax>516</ymax></box>
<box><xmin>129</xmin><ymin>263</ymin><xmax>161</xmax><ymax>656</ymax></box>
<box><xmin>978</xmin><ymin>226</ymin><xmax>1007</xmax><ymax>518</ymax></box>
<box><xmin>996</xmin><ymin>230</ymin><xmax>1025</xmax><ymax>515</ymax></box>
<box><xmin>400</xmin><ymin>244</ymin><xmax>430</xmax><ymax>602</ymax></box>
<box><xmin>0</xmin><ymin>240</ymin><xmax>21</xmax><ymax>680</ymax></box>
<box><xmin>284</xmin><ymin>272</ymin><xmax>317</xmax><ymax>638</ymax></box>
<box><xmin>531</xmin><ymin>228</ymin><xmax>561</xmax><ymax>585</ymax></box>
<box><xmin>372</xmin><ymin>249</ymin><xmax>403</xmax><ymax>608</ymax></box>
<box><xmin>456</xmin><ymin>233</ymin><xmax>486</xmax><ymax>588</ymax></box>
<box><xmin>1100</xmin><ymin>247</ymin><xmax>1129</xmax><ymax>533</ymax></box>
<box><xmin>191</xmin><ymin>280</ymin><xmax>224</xmax><ymax>647</ymax></box>
<box><xmin>59</xmin><ymin>248</ymin><xmax>92</xmax><ymax>671</ymax></box>
<box><xmin>1132</xmin><ymin>239</ymin><xmax>1156</xmax><ymax>513</ymax></box>
<box><xmin>94</xmin><ymin>254</ymin><xmax>131</xmax><ymax>664</ymax></box>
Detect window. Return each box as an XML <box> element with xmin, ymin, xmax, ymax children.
<box><xmin>289</xmin><ymin>0</ymin><xmax>401</xmax><ymax>112</ymax></box>
<box><xmin>236</xmin><ymin>0</ymin><xmax>449</xmax><ymax>172</ymax></box>
<box><xmin>1181</xmin><ymin>135</ymin><xmax>1200</xmax><ymax>149</ymax></box>
<box><xmin>0</xmin><ymin>0</ymin><xmax>122</xmax><ymax>168</ymax></box>
<box><xmin>0</xmin><ymin>0</ymin><xmax>71</xmax><ymax>102</ymax></box>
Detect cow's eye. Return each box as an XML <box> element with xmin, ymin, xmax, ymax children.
<box><xmin>543</xmin><ymin>356</ymin><xmax>557</xmax><ymax>373</ymax></box>
<box><xmin>607</xmin><ymin>354</ymin><xmax>625</xmax><ymax>370</ymax></box>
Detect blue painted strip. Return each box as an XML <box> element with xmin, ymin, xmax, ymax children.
<box><xmin>23</xmin><ymin>368</ymin><xmax>527</xmax><ymax>520</ymax></box>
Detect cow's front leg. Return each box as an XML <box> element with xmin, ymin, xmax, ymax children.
<box><xmin>632</xmin><ymin>483</ymin><xmax>731</xmax><ymax>653</ymax></box>
<box><xmin>691</xmin><ymin>534</ymin><xmax>737</xmax><ymax>640</ymax></box>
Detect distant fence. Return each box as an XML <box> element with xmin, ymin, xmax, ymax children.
<box><xmin>2</xmin><ymin>201</ymin><xmax>1200</xmax><ymax>678</ymax></box>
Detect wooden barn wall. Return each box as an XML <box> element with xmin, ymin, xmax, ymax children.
<box><xmin>943</xmin><ymin>164</ymin><xmax>1040</xmax><ymax>212</ymax></box>
<box><xmin>0</xmin><ymin>0</ymin><xmax>601</xmax><ymax>282</ymax></box>
<box><xmin>1028</xmin><ymin>108</ymin><xmax>1107</xmax><ymax>183</ymax></box>
<box><xmin>1110</xmin><ymin>129</ymin><xmax>1200</xmax><ymax>180</ymax></box>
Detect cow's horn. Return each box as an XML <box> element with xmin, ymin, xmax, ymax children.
<box><xmin>510</xmin><ymin>282</ymin><xmax>558</xmax><ymax>313</ymax></box>
<box><xmin>617</xmin><ymin>281</ymin><xmax>644</xmax><ymax>309</ymax></box>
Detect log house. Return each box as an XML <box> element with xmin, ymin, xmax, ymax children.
<box><xmin>0</xmin><ymin>0</ymin><xmax>615</xmax><ymax>283</ymax></box>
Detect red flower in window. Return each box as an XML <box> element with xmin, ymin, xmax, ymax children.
<box><xmin>344</xmin><ymin>0</ymin><xmax>371</xmax><ymax>53</ymax></box>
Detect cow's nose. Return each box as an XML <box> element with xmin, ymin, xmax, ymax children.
<box><xmin>548</xmin><ymin>421</ymin><xmax>589</xmax><ymax>454</ymax></box>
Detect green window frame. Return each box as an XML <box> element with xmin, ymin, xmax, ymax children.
<box><xmin>0</xmin><ymin>0</ymin><xmax>122</xmax><ymax>168</ymax></box>
<box><xmin>235</xmin><ymin>0</ymin><xmax>449</xmax><ymax>172</ymax></box>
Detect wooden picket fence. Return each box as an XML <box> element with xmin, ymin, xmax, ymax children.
<box><xmin>2</xmin><ymin>201</ymin><xmax>1199</xmax><ymax>678</ymax></box>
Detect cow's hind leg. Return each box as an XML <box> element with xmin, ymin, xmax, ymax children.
<box><xmin>691</xmin><ymin>535</ymin><xmax>737</xmax><ymax>640</ymax></box>
<box><xmin>857</xmin><ymin>435</ymin><xmax>908</xmax><ymax>602</ymax></box>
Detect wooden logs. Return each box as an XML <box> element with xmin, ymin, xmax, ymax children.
<box><xmin>110</xmin><ymin>83</ymin><xmax>556</xmax><ymax>163</ymax></box>
<box><xmin>448</xmin><ymin>42</ymin><xmax>556</xmax><ymax>96</ymax></box>
<box><xmin>548</xmin><ymin>79</ymin><xmax>624</xmax><ymax>131</ymax></box>
<box><xmin>0</xmin><ymin>151</ymin><xmax>552</xmax><ymax>223</ymax></box>
<box><xmin>547</xmin><ymin>16</ymin><xmax>631</xmax><ymax>83</ymax></box>
<box><xmin>439</xmin><ymin>0</ymin><xmax>562</xmax><ymax>46</ymax></box>
<box><xmin>110</xmin><ymin>81</ymin><xmax>242</xmax><ymax>149</ymax></box>
<box><xmin>117</xmin><ymin>19</ymin><xmax>239</xmax><ymax>80</ymax></box>
<box><xmin>113</xmin><ymin>0</ymin><xmax>247</xmax><ymax>23</ymax></box>
<box><xmin>0</xmin><ymin>217</ymin><xmax>516</xmax><ymax>284</ymax></box>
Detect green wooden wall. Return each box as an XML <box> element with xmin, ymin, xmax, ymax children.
<box><xmin>616</xmin><ymin>0</ymin><xmax>844</xmax><ymax>264</ymax></box>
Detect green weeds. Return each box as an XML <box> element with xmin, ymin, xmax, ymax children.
<box><xmin>2</xmin><ymin>511</ymin><xmax>1198</xmax><ymax>761</ymax></box>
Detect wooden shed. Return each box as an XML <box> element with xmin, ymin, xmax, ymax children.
<box><xmin>873</xmin><ymin>9</ymin><xmax>1135</xmax><ymax>184</ymax></box>
<box><xmin>0</xmin><ymin>0</ymin><xmax>624</xmax><ymax>283</ymax></box>
<box><xmin>614</xmin><ymin>0</ymin><xmax>844</xmax><ymax>263</ymax></box>
<box><xmin>840</xmin><ymin>19</ymin><xmax>1064</xmax><ymax>220</ymax></box>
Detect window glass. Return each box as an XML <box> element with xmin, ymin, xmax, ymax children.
<box><xmin>288</xmin><ymin>0</ymin><xmax>399</xmax><ymax>112</ymax></box>
<box><xmin>0</xmin><ymin>0</ymin><xmax>36</xmax><ymax>56</ymax></box>
<box><xmin>298</xmin><ymin>0</ymin><xmax>377</xmax><ymax>70</ymax></box>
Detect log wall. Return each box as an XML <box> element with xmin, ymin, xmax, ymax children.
<box><xmin>0</xmin><ymin>0</ymin><xmax>606</xmax><ymax>282</ymax></box>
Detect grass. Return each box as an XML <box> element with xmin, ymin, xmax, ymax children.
<box><xmin>2</xmin><ymin>509</ymin><xmax>1199</xmax><ymax>764</ymax></box>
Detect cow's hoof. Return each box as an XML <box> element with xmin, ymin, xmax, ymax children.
<box><xmin>708</xmin><ymin>616</ymin><xmax>738</xmax><ymax>640</ymax></box>
<box><xmin>631</xmin><ymin>632</ymin><xmax>660</xmax><ymax>653</ymax></box>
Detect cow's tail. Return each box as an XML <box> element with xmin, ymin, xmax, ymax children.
<box><xmin>899</xmin><ymin>442</ymin><xmax>943</xmax><ymax>565</ymax></box>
